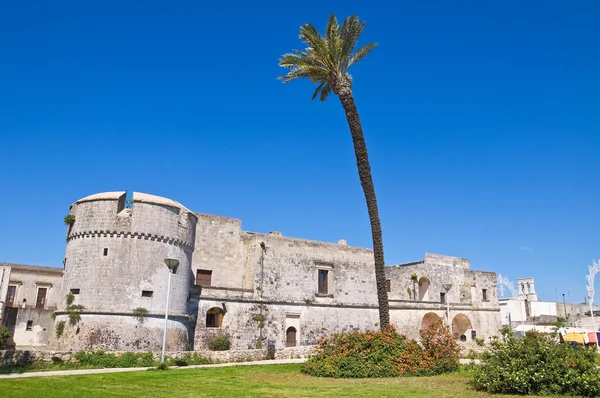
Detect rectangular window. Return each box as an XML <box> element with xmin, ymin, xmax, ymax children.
<box><xmin>318</xmin><ymin>270</ymin><xmax>329</xmax><ymax>294</ymax></box>
<box><xmin>70</xmin><ymin>288</ymin><xmax>80</xmax><ymax>295</ymax></box>
<box><xmin>386</xmin><ymin>279</ymin><xmax>391</xmax><ymax>293</ymax></box>
<box><xmin>6</xmin><ymin>285</ymin><xmax>16</xmax><ymax>307</ymax></box>
<box><xmin>206</xmin><ymin>313</ymin><xmax>217</xmax><ymax>328</ymax></box>
<box><xmin>103</xmin><ymin>248</ymin><xmax>108</xmax><ymax>256</ymax></box>
<box><xmin>440</xmin><ymin>292</ymin><xmax>446</xmax><ymax>304</ymax></box>
<box><xmin>26</xmin><ymin>320</ymin><xmax>33</xmax><ymax>331</ymax></box>
<box><xmin>482</xmin><ymin>289</ymin><xmax>488</xmax><ymax>301</ymax></box>
<box><xmin>196</xmin><ymin>270</ymin><xmax>212</xmax><ymax>286</ymax></box>
<box><xmin>36</xmin><ymin>288</ymin><xmax>47</xmax><ymax>309</ymax></box>
<box><xmin>141</xmin><ymin>290</ymin><xmax>153</xmax><ymax>298</ymax></box>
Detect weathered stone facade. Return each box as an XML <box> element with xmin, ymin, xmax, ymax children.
<box><xmin>0</xmin><ymin>263</ymin><xmax>63</xmax><ymax>348</ymax></box>
<box><xmin>1</xmin><ymin>191</ymin><xmax>501</xmax><ymax>351</ymax></box>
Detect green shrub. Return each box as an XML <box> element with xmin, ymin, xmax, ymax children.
<box><xmin>419</xmin><ymin>318</ymin><xmax>460</xmax><ymax>374</ymax></box>
<box><xmin>0</xmin><ymin>327</ymin><xmax>11</xmax><ymax>349</ymax></box>
<box><xmin>472</xmin><ymin>329</ymin><xmax>600</xmax><ymax>397</ymax></box>
<box><xmin>155</xmin><ymin>362</ymin><xmax>169</xmax><ymax>371</ymax></box>
<box><xmin>138</xmin><ymin>351</ymin><xmax>155</xmax><ymax>367</ymax></box>
<box><xmin>210</xmin><ymin>336</ymin><xmax>231</xmax><ymax>351</ymax></box>
<box><xmin>55</xmin><ymin>321</ymin><xmax>66</xmax><ymax>338</ymax></box>
<box><xmin>66</xmin><ymin>292</ymin><xmax>75</xmax><ymax>306</ymax></box>
<box><xmin>301</xmin><ymin>323</ymin><xmax>457</xmax><ymax>378</ymax></box>
<box><xmin>64</xmin><ymin>214</ymin><xmax>75</xmax><ymax>226</ymax></box>
<box><xmin>132</xmin><ymin>307</ymin><xmax>149</xmax><ymax>324</ymax></box>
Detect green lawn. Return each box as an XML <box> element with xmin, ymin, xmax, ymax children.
<box><xmin>0</xmin><ymin>364</ymin><xmax>566</xmax><ymax>398</ymax></box>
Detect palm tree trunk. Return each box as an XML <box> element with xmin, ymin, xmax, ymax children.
<box><xmin>338</xmin><ymin>89</ymin><xmax>390</xmax><ymax>329</ymax></box>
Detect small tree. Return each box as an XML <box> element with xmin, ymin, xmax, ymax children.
<box><xmin>0</xmin><ymin>327</ymin><xmax>11</xmax><ymax>349</ymax></box>
<box><xmin>419</xmin><ymin>318</ymin><xmax>460</xmax><ymax>373</ymax></box>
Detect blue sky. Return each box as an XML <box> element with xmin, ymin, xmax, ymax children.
<box><xmin>1</xmin><ymin>1</ymin><xmax>599</xmax><ymax>302</ymax></box>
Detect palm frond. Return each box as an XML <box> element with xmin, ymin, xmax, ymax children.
<box><xmin>346</xmin><ymin>42</ymin><xmax>377</xmax><ymax>69</ymax></box>
<box><xmin>311</xmin><ymin>81</ymin><xmax>326</xmax><ymax>100</ymax></box>
<box><xmin>279</xmin><ymin>64</ymin><xmax>328</xmax><ymax>83</ymax></box>
<box><xmin>319</xmin><ymin>82</ymin><xmax>332</xmax><ymax>102</ymax></box>
<box><xmin>299</xmin><ymin>23</ymin><xmax>333</xmax><ymax>71</ymax></box>
<box><xmin>339</xmin><ymin>15</ymin><xmax>365</xmax><ymax>69</ymax></box>
<box><xmin>325</xmin><ymin>14</ymin><xmax>342</xmax><ymax>72</ymax></box>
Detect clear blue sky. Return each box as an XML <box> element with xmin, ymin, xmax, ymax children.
<box><xmin>1</xmin><ymin>1</ymin><xmax>599</xmax><ymax>303</ymax></box>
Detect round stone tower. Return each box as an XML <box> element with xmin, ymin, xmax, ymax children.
<box><xmin>53</xmin><ymin>191</ymin><xmax>197</xmax><ymax>351</ymax></box>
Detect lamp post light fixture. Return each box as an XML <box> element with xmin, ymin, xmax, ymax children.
<box><xmin>442</xmin><ymin>283</ymin><xmax>452</xmax><ymax>325</ymax></box>
<box><xmin>161</xmin><ymin>258</ymin><xmax>179</xmax><ymax>364</ymax></box>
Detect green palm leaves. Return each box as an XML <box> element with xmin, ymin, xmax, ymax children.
<box><xmin>279</xmin><ymin>14</ymin><xmax>377</xmax><ymax>101</ymax></box>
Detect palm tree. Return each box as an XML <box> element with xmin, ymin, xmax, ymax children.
<box><xmin>279</xmin><ymin>14</ymin><xmax>389</xmax><ymax>329</ymax></box>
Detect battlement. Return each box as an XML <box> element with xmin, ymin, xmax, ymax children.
<box><xmin>68</xmin><ymin>191</ymin><xmax>197</xmax><ymax>247</ymax></box>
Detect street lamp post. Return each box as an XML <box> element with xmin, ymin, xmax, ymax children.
<box><xmin>161</xmin><ymin>258</ymin><xmax>179</xmax><ymax>364</ymax></box>
<box><xmin>443</xmin><ymin>283</ymin><xmax>452</xmax><ymax>326</ymax></box>
<box><xmin>586</xmin><ymin>260</ymin><xmax>600</xmax><ymax>352</ymax></box>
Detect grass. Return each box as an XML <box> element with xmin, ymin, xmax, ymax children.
<box><xmin>0</xmin><ymin>364</ymin><xmax>572</xmax><ymax>398</ymax></box>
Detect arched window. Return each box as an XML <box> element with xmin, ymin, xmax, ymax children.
<box><xmin>418</xmin><ymin>277</ymin><xmax>430</xmax><ymax>301</ymax></box>
<box><xmin>286</xmin><ymin>327</ymin><xmax>297</xmax><ymax>347</ymax></box>
<box><xmin>206</xmin><ymin>307</ymin><xmax>224</xmax><ymax>328</ymax></box>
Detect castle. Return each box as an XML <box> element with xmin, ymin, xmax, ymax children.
<box><xmin>0</xmin><ymin>191</ymin><xmax>501</xmax><ymax>351</ymax></box>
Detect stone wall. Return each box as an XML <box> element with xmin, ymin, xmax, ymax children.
<box><xmin>0</xmin><ymin>345</ymin><xmax>316</xmax><ymax>367</ymax></box>
<box><xmin>12</xmin><ymin>308</ymin><xmax>55</xmax><ymax>348</ymax></box>
<box><xmin>192</xmin><ymin>229</ymin><xmax>380</xmax><ymax>350</ymax></box>
<box><xmin>194</xmin><ymin>299</ymin><xmax>379</xmax><ymax>350</ymax></box>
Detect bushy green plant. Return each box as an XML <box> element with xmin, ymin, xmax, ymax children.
<box><xmin>64</xmin><ymin>214</ymin><xmax>76</xmax><ymax>226</ymax></box>
<box><xmin>472</xmin><ymin>329</ymin><xmax>600</xmax><ymax>397</ymax></box>
<box><xmin>419</xmin><ymin>318</ymin><xmax>460</xmax><ymax>374</ymax></box>
<box><xmin>132</xmin><ymin>307</ymin><xmax>149</xmax><ymax>324</ymax></box>
<box><xmin>0</xmin><ymin>327</ymin><xmax>11</xmax><ymax>349</ymax></box>
<box><xmin>55</xmin><ymin>321</ymin><xmax>66</xmax><ymax>338</ymax></box>
<box><xmin>155</xmin><ymin>362</ymin><xmax>170</xmax><ymax>371</ymax></box>
<box><xmin>302</xmin><ymin>324</ymin><xmax>457</xmax><ymax>378</ymax></box>
<box><xmin>210</xmin><ymin>336</ymin><xmax>231</xmax><ymax>351</ymax></box>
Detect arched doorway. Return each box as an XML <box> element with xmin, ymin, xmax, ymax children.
<box><xmin>451</xmin><ymin>314</ymin><xmax>473</xmax><ymax>341</ymax></box>
<box><xmin>206</xmin><ymin>307</ymin><xmax>225</xmax><ymax>328</ymax></box>
<box><xmin>286</xmin><ymin>327</ymin><xmax>297</xmax><ymax>347</ymax></box>
<box><xmin>421</xmin><ymin>312</ymin><xmax>442</xmax><ymax>331</ymax></box>
<box><xmin>418</xmin><ymin>277</ymin><xmax>430</xmax><ymax>301</ymax></box>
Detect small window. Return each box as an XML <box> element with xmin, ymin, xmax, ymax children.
<box><xmin>196</xmin><ymin>270</ymin><xmax>212</xmax><ymax>286</ymax></box>
<box><xmin>286</xmin><ymin>327</ymin><xmax>297</xmax><ymax>347</ymax></box>
<box><xmin>482</xmin><ymin>289</ymin><xmax>488</xmax><ymax>301</ymax></box>
<box><xmin>386</xmin><ymin>279</ymin><xmax>391</xmax><ymax>293</ymax></box>
<box><xmin>318</xmin><ymin>270</ymin><xmax>329</xmax><ymax>294</ymax></box>
<box><xmin>142</xmin><ymin>290</ymin><xmax>153</xmax><ymax>298</ymax></box>
<box><xmin>6</xmin><ymin>285</ymin><xmax>16</xmax><ymax>307</ymax></box>
<box><xmin>440</xmin><ymin>292</ymin><xmax>446</xmax><ymax>304</ymax></box>
<box><xmin>70</xmin><ymin>289</ymin><xmax>80</xmax><ymax>295</ymax></box>
<box><xmin>26</xmin><ymin>320</ymin><xmax>33</xmax><ymax>331</ymax></box>
<box><xmin>103</xmin><ymin>248</ymin><xmax>108</xmax><ymax>256</ymax></box>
